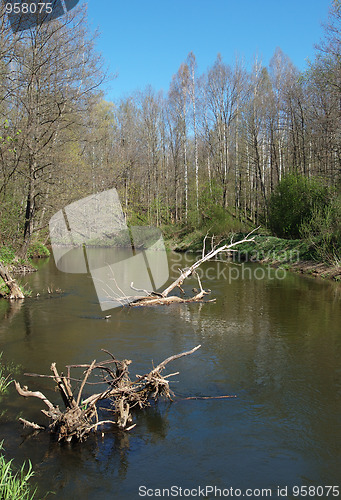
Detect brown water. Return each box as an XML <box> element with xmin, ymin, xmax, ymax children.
<box><xmin>0</xmin><ymin>251</ymin><xmax>340</xmax><ymax>499</ymax></box>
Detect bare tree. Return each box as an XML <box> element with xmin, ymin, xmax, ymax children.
<box><xmin>0</xmin><ymin>4</ymin><xmax>105</xmax><ymax>256</ymax></box>
<box><xmin>187</xmin><ymin>52</ymin><xmax>200</xmax><ymax>221</ymax></box>
<box><xmin>168</xmin><ymin>63</ymin><xmax>190</xmax><ymax>222</ymax></box>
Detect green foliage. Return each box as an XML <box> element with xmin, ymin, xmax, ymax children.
<box><xmin>27</xmin><ymin>243</ymin><xmax>50</xmax><ymax>259</ymax></box>
<box><xmin>268</xmin><ymin>174</ymin><xmax>330</xmax><ymax>239</ymax></box>
<box><xmin>126</xmin><ymin>207</ymin><xmax>150</xmax><ymax>226</ymax></box>
<box><xmin>236</xmin><ymin>234</ymin><xmax>315</xmax><ymax>263</ymax></box>
<box><xmin>197</xmin><ymin>181</ymin><xmax>224</xmax><ymax>223</ymax></box>
<box><xmin>0</xmin><ymin>120</ymin><xmax>20</xmax><ymax>154</ymax></box>
<box><xmin>0</xmin><ymin>354</ymin><xmax>11</xmax><ymax>394</ymax></box>
<box><xmin>0</xmin><ymin>246</ymin><xmax>15</xmax><ymax>265</ymax></box>
<box><xmin>0</xmin><ymin>245</ymin><xmax>34</xmax><ymax>297</ymax></box>
<box><xmin>188</xmin><ymin>181</ymin><xmax>248</xmax><ymax>234</ymax></box>
<box><xmin>0</xmin><ymin>443</ymin><xmax>36</xmax><ymax>500</ymax></box>
<box><xmin>0</xmin><ymin>351</ymin><xmax>30</xmax><ymax>500</ymax></box>
<box><xmin>300</xmin><ymin>194</ymin><xmax>341</xmax><ymax>265</ymax></box>
<box><xmin>20</xmin><ymin>284</ymin><xmax>33</xmax><ymax>298</ymax></box>
<box><xmin>163</xmin><ymin>181</ymin><xmax>252</xmax><ymax>252</ymax></box>
<box><xmin>0</xmin><ymin>280</ymin><xmax>9</xmax><ymax>297</ymax></box>
<box><xmin>149</xmin><ymin>197</ymin><xmax>173</xmax><ymax>225</ymax></box>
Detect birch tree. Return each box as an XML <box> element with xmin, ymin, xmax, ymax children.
<box><xmin>205</xmin><ymin>55</ymin><xmax>246</xmax><ymax>208</ymax></box>
<box><xmin>168</xmin><ymin>63</ymin><xmax>190</xmax><ymax>221</ymax></box>
<box><xmin>187</xmin><ymin>52</ymin><xmax>199</xmax><ymax>221</ymax></box>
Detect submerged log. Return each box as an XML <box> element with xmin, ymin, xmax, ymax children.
<box><xmin>130</xmin><ymin>292</ymin><xmax>214</xmax><ymax>307</ymax></box>
<box><xmin>0</xmin><ymin>262</ymin><xmax>25</xmax><ymax>299</ymax></box>
<box><xmin>15</xmin><ymin>345</ymin><xmax>203</xmax><ymax>442</ymax></box>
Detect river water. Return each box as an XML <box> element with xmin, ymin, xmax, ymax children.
<box><xmin>0</xmin><ymin>251</ymin><xmax>340</xmax><ymax>499</ymax></box>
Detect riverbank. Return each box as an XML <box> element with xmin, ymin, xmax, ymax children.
<box><xmin>0</xmin><ymin>243</ymin><xmax>49</xmax><ymax>273</ymax></box>
<box><xmin>164</xmin><ymin>227</ymin><xmax>341</xmax><ymax>282</ymax></box>
<box><xmin>0</xmin><ymin>244</ymin><xmax>49</xmax><ymax>298</ymax></box>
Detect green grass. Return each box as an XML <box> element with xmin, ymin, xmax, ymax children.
<box><xmin>0</xmin><ymin>354</ymin><xmax>11</xmax><ymax>394</ymax></box>
<box><xmin>235</xmin><ymin>234</ymin><xmax>316</xmax><ymax>263</ymax></box>
<box><xmin>163</xmin><ymin>226</ymin><xmax>328</xmax><ymax>268</ymax></box>
<box><xmin>27</xmin><ymin>242</ymin><xmax>50</xmax><ymax>259</ymax></box>
<box><xmin>0</xmin><ymin>443</ymin><xmax>36</xmax><ymax>500</ymax></box>
<box><xmin>0</xmin><ymin>280</ymin><xmax>10</xmax><ymax>298</ymax></box>
<box><xmin>0</xmin><ymin>244</ymin><xmax>36</xmax><ymax>298</ymax></box>
<box><xmin>0</xmin><ymin>246</ymin><xmax>16</xmax><ymax>265</ymax></box>
<box><xmin>0</xmin><ymin>358</ymin><xmax>36</xmax><ymax>499</ymax></box>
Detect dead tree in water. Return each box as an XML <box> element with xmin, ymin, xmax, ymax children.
<box><xmin>0</xmin><ymin>262</ymin><xmax>25</xmax><ymax>299</ymax></box>
<box><xmin>15</xmin><ymin>345</ymin><xmax>201</xmax><ymax>442</ymax></box>
<box><xmin>128</xmin><ymin>229</ymin><xmax>258</xmax><ymax>307</ymax></box>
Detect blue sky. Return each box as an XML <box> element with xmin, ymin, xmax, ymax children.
<box><xmin>86</xmin><ymin>0</ymin><xmax>332</xmax><ymax>102</ymax></box>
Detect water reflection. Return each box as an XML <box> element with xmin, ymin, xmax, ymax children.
<box><xmin>135</xmin><ymin>403</ymin><xmax>171</xmax><ymax>442</ymax></box>
<box><xmin>0</xmin><ymin>299</ymin><xmax>23</xmax><ymax>331</ymax></box>
<box><xmin>0</xmin><ymin>253</ymin><xmax>340</xmax><ymax>498</ymax></box>
<box><xmin>23</xmin><ymin>301</ymin><xmax>34</xmax><ymax>337</ymax></box>
<box><xmin>38</xmin><ymin>430</ymin><xmax>131</xmax><ymax>495</ymax></box>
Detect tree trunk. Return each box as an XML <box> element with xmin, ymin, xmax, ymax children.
<box><xmin>0</xmin><ymin>262</ymin><xmax>25</xmax><ymax>299</ymax></box>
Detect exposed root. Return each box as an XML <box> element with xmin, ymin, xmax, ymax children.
<box><xmin>15</xmin><ymin>345</ymin><xmax>203</xmax><ymax>442</ymax></box>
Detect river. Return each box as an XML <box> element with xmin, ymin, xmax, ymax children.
<box><xmin>0</xmin><ymin>250</ymin><xmax>340</xmax><ymax>499</ymax></box>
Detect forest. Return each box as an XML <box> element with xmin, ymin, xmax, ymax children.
<box><xmin>0</xmin><ymin>1</ymin><xmax>340</xmax><ymax>262</ymax></box>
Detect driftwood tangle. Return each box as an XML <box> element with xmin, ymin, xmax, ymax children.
<box><xmin>126</xmin><ymin>229</ymin><xmax>258</xmax><ymax>307</ymax></box>
<box><xmin>15</xmin><ymin>345</ymin><xmax>202</xmax><ymax>442</ymax></box>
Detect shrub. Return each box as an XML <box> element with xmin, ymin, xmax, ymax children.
<box><xmin>186</xmin><ymin>181</ymin><xmax>248</xmax><ymax>234</ymax></box>
<box><xmin>300</xmin><ymin>194</ymin><xmax>341</xmax><ymax>265</ymax></box>
<box><xmin>27</xmin><ymin>242</ymin><xmax>50</xmax><ymax>259</ymax></box>
<box><xmin>268</xmin><ymin>174</ymin><xmax>330</xmax><ymax>239</ymax></box>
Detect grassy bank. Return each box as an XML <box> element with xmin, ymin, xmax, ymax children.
<box><xmin>236</xmin><ymin>234</ymin><xmax>341</xmax><ymax>281</ymax></box>
<box><xmin>163</xmin><ymin>225</ymin><xmax>341</xmax><ymax>282</ymax></box>
<box><xmin>0</xmin><ymin>449</ymin><xmax>36</xmax><ymax>500</ymax></box>
<box><xmin>0</xmin><ymin>243</ymin><xmax>50</xmax><ymax>298</ymax></box>
<box><xmin>0</xmin><ymin>357</ymin><xmax>36</xmax><ymax>499</ymax></box>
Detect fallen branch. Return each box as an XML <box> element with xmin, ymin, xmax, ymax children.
<box><xmin>161</xmin><ymin>228</ymin><xmax>259</xmax><ymax>298</ymax></box>
<box><xmin>138</xmin><ymin>345</ymin><xmax>201</xmax><ymax>380</ymax></box>
<box><xmin>177</xmin><ymin>395</ymin><xmax>237</xmax><ymax>401</ymax></box>
<box><xmin>126</xmin><ymin>229</ymin><xmax>258</xmax><ymax>307</ymax></box>
<box><xmin>14</xmin><ymin>381</ymin><xmax>56</xmax><ymax>412</ymax></box>
<box><xmin>19</xmin><ymin>418</ymin><xmax>46</xmax><ymax>430</ymax></box>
